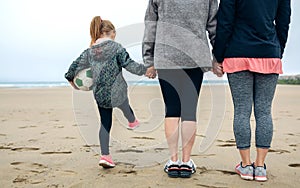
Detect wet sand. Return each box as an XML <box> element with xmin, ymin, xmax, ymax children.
<box><xmin>0</xmin><ymin>85</ymin><xmax>299</xmax><ymax>187</ymax></box>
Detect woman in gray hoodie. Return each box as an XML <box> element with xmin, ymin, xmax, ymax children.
<box><xmin>143</xmin><ymin>0</ymin><xmax>218</xmax><ymax>178</ymax></box>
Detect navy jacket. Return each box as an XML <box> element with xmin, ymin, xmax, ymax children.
<box><xmin>213</xmin><ymin>0</ymin><xmax>291</xmax><ymax>63</ymax></box>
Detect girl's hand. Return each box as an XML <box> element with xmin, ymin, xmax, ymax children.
<box><xmin>146</xmin><ymin>66</ymin><xmax>157</xmax><ymax>79</ymax></box>
<box><xmin>69</xmin><ymin>81</ymin><xmax>79</xmax><ymax>90</ymax></box>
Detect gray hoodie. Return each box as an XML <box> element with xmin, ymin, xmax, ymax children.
<box><xmin>142</xmin><ymin>0</ymin><xmax>218</xmax><ymax>69</ymax></box>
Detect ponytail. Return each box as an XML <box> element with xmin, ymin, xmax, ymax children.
<box><xmin>89</xmin><ymin>16</ymin><xmax>116</xmax><ymax>47</ymax></box>
<box><xmin>90</xmin><ymin>16</ymin><xmax>102</xmax><ymax>47</ymax></box>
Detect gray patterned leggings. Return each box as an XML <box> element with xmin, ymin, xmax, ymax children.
<box><xmin>227</xmin><ymin>71</ymin><xmax>279</xmax><ymax>149</ymax></box>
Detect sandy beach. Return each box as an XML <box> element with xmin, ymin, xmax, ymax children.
<box><xmin>0</xmin><ymin>84</ymin><xmax>299</xmax><ymax>188</ymax></box>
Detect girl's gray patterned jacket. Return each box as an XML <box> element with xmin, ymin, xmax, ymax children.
<box><xmin>65</xmin><ymin>39</ymin><xmax>146</xmax><ymax>108</ymax></box>
<box><xmin>142</xmin><ymin>0</ymin><xmax>218</xmax><ymax>69</ymax></box>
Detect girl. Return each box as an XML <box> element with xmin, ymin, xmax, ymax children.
<box><xmin>65</xmin><ymin>16</ymin><xmax>146</xmax><ymax>168</ymax></box>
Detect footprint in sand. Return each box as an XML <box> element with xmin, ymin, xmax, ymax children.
<box><xmin>11</xmin><ymin>147</ymin><xmax>40</xmax><ymax>151</ymax></box>
<box><xmin>0</xmin><ymin>146</ymin><xmax>12</xmax><ymax>150</ymax></box>
<box><xmin>154</xmin><ymin>147</ymin><xmax>168</xmax><ymax>152</ymax></box>
<box><xmin>289</xmin><ymin>144</ymin><xmax>297</xmax><ymax>147</ymax></box>
<box><xmin>11</xmin><ymin>162</ymin><xmax>25</xmax><ymax>166</ymax></box>
<box><xmin>11</xmin><ymin>162</ymin><xmax>48</xmax><ymax>185</ymax></box>
<box><xmin>216</xmin><ymin>140</ymin><xmax>236</xmax><ymax>147</ymax></box>
<box><xmin>118</xmin><ymin>169</ymin><xmax>137</xmax><ymax>175</ymax></box>
<box><xmin>13</xmin><ymin>177</ymin><xmax>27</xmax><ymax>183</ymax></box>
<box><xmin>59</xmin><ymin>170</ymin><xmax>78</xmax><ymax>175</ymax></box>
<box><xmin>116</xmin><ymin>162</ymin><xmax>136</xmax><ymax>167</ymax></box>
<box><xmin>288</xmin><ymin>133</ymin><xmax>294</xmax><ymax>136</ymax></box>
<box><xmin>115</xmin><ymin>149</ymin><xmax>144</xmax><ymax>153</ymax></box>
<box><xmin>31</xmin><ymin>163</ymin><xmax>48</xmax><ymax>169</ymax></box>
<box><xmin>83</xmin><ymin>144</ymin><xmax>100</xmax><ymax>148</ymax></box>
<box><xmin>41</xmin><ymin>151</ymin><xmax>72</xmax><ymax>155</ymax></box>
<box><xmin>217</xmin><ymin>139</ymin><xmax>236</xmax><ymax>143</ymax></box>
<box><xmin>11</xmin><ymin>162</ymin><xmax>47</xmax><ymax>170</ymax></box>
<box><xmin>196</xmin><ymin>183</ymin><xmax>229</xmax><ymax>188</ymax></box>
<box><xmin>215</xmin><ymin>170</ymin><xmax>236</xmax><ymax>175</ymax></box>
<box><xmin>54</xmin><ymin>125</ymin><xmax>64</xmax><ymax>129</ymax></box>
<box><xmin>131</xmin><ymin>136</ymin><xmax>155</xmax><ymax>140</ymax></box>
<box><xmin>191</xmin><ymin>154</ymin><xmax>216</xmax><ymax>158</ymax></box>
<box><xmin>197</xmin><ymin>166</ymin><xmax>235</xmax><ymax>176</ymax></box>
<box><xmin>64</xmin><ymin>137</ymin><xmax>76</xmax><ymax>139</ymax></box>
<box><xmin>114</xmin><ymin>162</ymin><xmax>136</xmax><ymax>175</ymax></box>
<box><xmin>217</xmin><ymin>144</ymin><xmax>236</xmax><ymax>147</ymax></box>
<box><xmin>288</xmin><ymin>164</ymin><xmax>300</xmax><ymax>168</ymax></box>
<box><xmin>28</xmin><ymin>139</ymin><xmax>38</xmax><ymax>142</ymax></box>
<box><xmin>268</xmin><ymin>149</ymin><xmax>291</xmax><ymax>154</ymax></box>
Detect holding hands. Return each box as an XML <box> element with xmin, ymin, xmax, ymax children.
<box><xmin>144</xmin><ymin>63</ymin><xmax>224</xmax><ymax>78</ymax></box>
<box><xmin>212</xmin><ymin>61</ymin><xmax>224</xmax><ymax>77</ymax></box>
<box><xmin>145</xmin><ymin>66</ymin><xmax>157</xmax><ymax>79</ymax></box>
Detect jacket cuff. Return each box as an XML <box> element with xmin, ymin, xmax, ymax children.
<box><xmin>65</xmin><ymin>72</ymin><xmax>74</xmax><ymax>82</ymax></box>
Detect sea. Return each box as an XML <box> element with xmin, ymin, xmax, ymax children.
<box><xmin>0</xmin><ymin>80</ymin><xmax>228</xmax><ymax>88</ymax></box>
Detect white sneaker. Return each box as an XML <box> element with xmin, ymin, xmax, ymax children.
<box><xmin>181</xmin><ymin>159</ymin><xmax>197</xmax><ymax>173</ymax></box>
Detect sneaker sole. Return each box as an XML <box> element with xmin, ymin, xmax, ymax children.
<box><xmin>255</xmin><ymin>176</ymin><xmax>267</xmax><ymax>182</ymax></box>
<box><xmin>165</xmin><ymin>165</ymin><xmax>180</xmax><ymax>178</ymax></box>
<box><xmin>168</xmin><ymin>170</ymin><xmax>179</xmax><ymax>178</ymax></box>
<box><xmin>179</xmin><ymin>171</ymin><xmax>192</xmax><ymax>178</ymax></box>
<box><xmin>127</xmin><ymin>124</ymin><xmax>140</xmax><ymax>130</ymax></box>
<box><xmin>180</xmin><ymin>165</ymin><xmax>193</xmax><ymax>178</ymax></box>
<box><xmin>235</xmin><ymin>169</ymin><xmax>254</xmax><ymax>180</ymax></box>
<box><xmin>99</xmin><ymin>160</ymin><xmax>115</xmax><ymax>168</ymax></box>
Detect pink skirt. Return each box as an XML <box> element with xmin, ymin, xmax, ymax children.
<box><xmin>223</xmin><ymin>58</ymin><xmax>283</xmax><ymax>74</ymax></box>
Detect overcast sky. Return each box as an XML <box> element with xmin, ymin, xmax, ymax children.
<box><xmin>0</xmin><ymin>0</ymin><xmax>298</xmax><ymax>82</ymax></box>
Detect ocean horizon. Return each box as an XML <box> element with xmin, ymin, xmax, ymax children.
<box><xmin>0</xmin><ymin>80</ymin><xmax>228</xmax><ymax>88</ymax></box>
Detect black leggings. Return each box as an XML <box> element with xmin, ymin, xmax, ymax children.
<box><xmin>97</xmin><ymin>99</ymin><xmax>135</xmax><ymax>155</ymax></box>
<box><xmin>158</xmin><ymin>68</ymin><xmax>203</xmax><ymax>122</ymax></box>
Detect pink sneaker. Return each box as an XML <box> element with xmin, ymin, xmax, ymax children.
<box><xmin>99</xmin><ymin>155</ymin><xmax>115</xmax><ymax>168</ymax></box>
<box><xmin>128</xmin><ymin>119</ymin><xmax>140</xmax><ymax>130</ymax></box>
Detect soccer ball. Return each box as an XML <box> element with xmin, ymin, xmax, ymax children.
<box><xmin>73</xmin><ymin>68</ymin><xmax>93</xmax><ymax>91</ymax></box>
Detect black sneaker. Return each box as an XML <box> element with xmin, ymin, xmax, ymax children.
<box><xmin>164</xmin><ymin>160</ymin><xmax>180</xmax><ymax>178</ymax></box>
<box><xmin>179</xmin><ymin>159</ymin><xmax>197</xmax><ymax>178</ymax></box>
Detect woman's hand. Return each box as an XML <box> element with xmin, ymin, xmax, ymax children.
<box><xmin>212</xmin><ymin>61</ymin><xmax>224</xmax><ymax>77</ymax></box>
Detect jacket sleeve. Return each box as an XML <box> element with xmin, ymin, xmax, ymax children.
<box><xmin>117</xmin><ymin>47</ymin><xmax>147</xmax><ymax>76</ymax></box>
<box><xmin>275</xmin><ymin>0</ymin><xmax>291</xmax><ymax>58</ymax></box>
<box><xmin>64</xmin><ymin>49</ymin><xmax>89</xmax><ymax>81</ymax></box>
<box><xmin>142</xmin><ymin>0</ymin><xmax>158</xmax><ymax>68</ymax></box>
<box><xmin>212</xmin><ymin>0</ymin><xmax>236</xmax><ymax>63</ymax></box>
<box><xmin>206</xmin><ymin>0</ymin><xmax>218</xmax><ymax>47</ymax></box>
